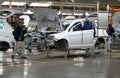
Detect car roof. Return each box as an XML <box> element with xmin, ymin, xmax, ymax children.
<box><xmin>70</xmin><ymin>18</ymin><xmax>85</xmax><ymax>24</ymax></box>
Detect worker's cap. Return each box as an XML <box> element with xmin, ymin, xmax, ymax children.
<box><xmin>19</xmin><ymin>20</ymin><xmax>24</xmax><ymax>23</ymax></box>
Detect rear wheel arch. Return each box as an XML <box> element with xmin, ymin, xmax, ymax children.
<box><xmin>95</xmin><ymin>37</ymin><xmax>105</xmax><ymax>47</ymax></box>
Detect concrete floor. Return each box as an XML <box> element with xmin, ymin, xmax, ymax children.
<box><xmin>0</xmin><ymin>50</ymin><xmax>120</xmax><ymax>78</ymax></box>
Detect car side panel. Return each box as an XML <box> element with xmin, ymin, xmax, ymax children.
<box><xmin>68</xmin><ymin>31</ymin><xmax>82</xmax><ymax>49</ymax></box>
<box><xmin>82</xmin><ymin>30</ymin><xmax>94</xmax><ymax>44</ymax></box>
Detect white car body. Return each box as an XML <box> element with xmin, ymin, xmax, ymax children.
<box><xmin>0</xmin><ymin>9</ymin><xmax>21</xmax><ymax>51</ymax></box>
<box><xmin>50</xmin><ymin>18</ymin><xmax>108</xmax><ymax>50</ymax></box>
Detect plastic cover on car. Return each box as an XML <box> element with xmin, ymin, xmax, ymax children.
<box><xmin>0</xmin><ymin>9</ymin><xmax>21</xmax><ymax>19</ymax></box>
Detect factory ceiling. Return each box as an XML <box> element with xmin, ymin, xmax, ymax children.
<box><xmin>1</xmin><ymin>0</ymin><xmax>120</xmax><ymax>10</ymax></box>
<box><xmin>75</xmin><ymin>0</ymin><xmax>120</xmax><ymax>5</ymax></box>
<box><xmin>1</xmin><ymin>0</ymin><xmax>120</xmax><ymax>4</ymax></box>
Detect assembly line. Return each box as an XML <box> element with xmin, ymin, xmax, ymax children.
<box><xmin>0</xmin><ymin>0</ymin><xmax>120</xmax><ymax>78</ymax></box>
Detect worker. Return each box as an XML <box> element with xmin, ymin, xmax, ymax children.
<box><xmin>82</xmin><ymin>20</ymin><xmax>93</xmax><ymax>30</ymax></box>
<box><xmin>107</xmin><ymin>24</ymin><xmax>115</xmax><ymax>36</ymax></box>
<box><xmin>82</xmin><ymin>20</ymin><xmax>96</xmax><ymax>37</ymax></box>
<box><xmin>12</xmin><ymin>20</ymin><xmax>27</xmax><ymax>59</ymax></box>
<box><xmin>107</xmin><ymin>24</ymin><xmax>115</xmax><ymax>51</ymax></box>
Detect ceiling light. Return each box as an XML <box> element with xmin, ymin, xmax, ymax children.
<box><xmin>29</xmin><ymin>2</ymin><xmax>53</xmax><ymax>7</ymax></box>
<box><xmin>1</xmin><ymin>1</ymin><xmax>26</xmax><ymax>6</ymax></box>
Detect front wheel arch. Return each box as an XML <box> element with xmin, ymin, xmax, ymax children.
<box><xmin>0</xmin><ymin>41</ymin><xmax>10</xmax><ymax>51</ymax></box>
<box><xmin>55</xmin><ymin>39</ymin><xmax>69</xmax><ymax>50</ymax></box>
